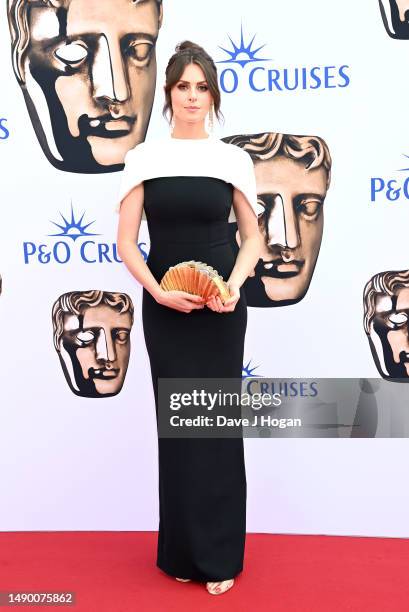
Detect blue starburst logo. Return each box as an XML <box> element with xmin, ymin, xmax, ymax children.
<box><xmin>48</xmin><ymin>203</ymin><xmax>100</xmax><ymax>242</ymax></box>
<box><xmin>217</xmin><ymin>24</ymin><xmax>271</xmax><ymax>68</ymax></box>
<box><xmin>242</xmin><ymin>359</ymin><xmax>262</xmax><ymax>379</ymax></box>
<box><xmin>397</xmin><ymin>154</ymin><xmax>409</xmax><ymax>172</ymax></box>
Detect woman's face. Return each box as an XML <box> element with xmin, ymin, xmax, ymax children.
<box><xmin>170</xmin><ymin>62</ymin><xmax>213</xmax><ymax>127</ymax></box>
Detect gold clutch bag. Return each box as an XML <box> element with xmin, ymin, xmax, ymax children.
<box><xmin>160</xmin><ymin>260</ymin><xmax>231</xmax><ymax>304</ymax></box>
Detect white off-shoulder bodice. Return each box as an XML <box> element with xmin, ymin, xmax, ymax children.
<box><xmin>116</xmin><ymin>134</ymin><xmax>262</xmax><ymax>222</ymax></box>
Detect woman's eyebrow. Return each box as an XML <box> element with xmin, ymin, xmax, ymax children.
<box><xmin>178</xmin><ymin>79</ymin><xmax>208</xmax><ymax>84</ymax></box>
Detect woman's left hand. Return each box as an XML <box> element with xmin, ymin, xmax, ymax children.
<box><xmin>206</xmin><ymin>284</ymin><xmax>240</xmax><ymax>313</ymax></box>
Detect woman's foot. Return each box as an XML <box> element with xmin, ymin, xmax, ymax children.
<box><xmin>206</xmin><ymin>579</ymin><xmax>234</xmax><ymax>595</ymax></box>
<box><xmin>175</xmin><ymin>577</ymin><xmax>191</xmax><ymax>582</ymax></box>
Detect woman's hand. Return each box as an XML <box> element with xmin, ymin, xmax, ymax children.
<box><xmin>156</xmin><ymin>289</ymin><xmax>206</xmax><ymax>313</ymax></box>
<box><xmin>206</xmin><ymin>284</ymin><xmax>241</xmax><ymax>313</ymax></box>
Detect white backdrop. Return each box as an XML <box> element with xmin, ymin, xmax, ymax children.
<box><xmin>2</xmin><ymin>0</ymin><xmax>409</xmax><ymax>536</ymax></box>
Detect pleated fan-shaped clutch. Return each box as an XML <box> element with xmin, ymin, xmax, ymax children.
<box><xmin>160</xmin><ymin>261</ymin><xmax>231</xmax><ymax>304</ymax></box>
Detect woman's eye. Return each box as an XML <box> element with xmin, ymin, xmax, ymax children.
<box><xmin>76</xmin><ymin>330</ymin><xmax>95</xmax><ymax>344</ymax></box>
<box><xmin>176</xmin><ymin>84</ymin><xmax>208</xmax><ymax>91</ymax></box>
<box><xmin>54</xmin><ymin>43</ymin><xmax>88</xmax><ymax>65</ymax></box>
<box><xmin>388</xmin><ymin>312</ymin><xmax>408</xmax><ymax>326</ymax></box>
<box><xmin>127</xmin><ymin>41</ymin><xmax>152</xmax><ymax>62</ymax></box>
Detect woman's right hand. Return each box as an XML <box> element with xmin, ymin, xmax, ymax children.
<box><xmin>155</xmin><ymin>289</ymin><xmax>206</xmax><ymax>313</ymax></box>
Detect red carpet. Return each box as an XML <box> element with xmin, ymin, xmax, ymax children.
<box><xmin>0</xmin><ymin>532</ymin><xmax>408</xmax><ymax>611</ymax></box>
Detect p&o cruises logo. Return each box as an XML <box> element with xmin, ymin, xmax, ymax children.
<box><xmin>0</xmin><ymin>117</ymin><xmax>9</xmax><ymax>140</ymax></box>
<box><xmin>371</xmin><ymin>155</ymin><xmax>409</xmax><ymax>203</ymax></box>
<box><xmin>242</xmin><ymin>359</ymin><xmax>262</xmax><ymax>379</ymax></box>
<box><xmin>216</xmin><ymin>25</ymin><xmax>350</xmax><ymax>94</ymax></box>
<box><xmin>242</xmin><ymin>359</ymin><xmax>318</xmax><ymax>398</ymax></box>
<box><xmin>23</xmin><ymin>203</ymin><xmax>148</xmax><ymax>264</ymax></box>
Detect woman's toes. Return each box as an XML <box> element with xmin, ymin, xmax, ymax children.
<box><xmin>206</xmin><ymin>579</ymin><xmax>234</xmax><ymax>595</ymax></box>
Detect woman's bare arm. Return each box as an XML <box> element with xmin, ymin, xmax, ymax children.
<box><xmin>227</xmin><ymin>187</ymin><xmax>262</xmax><ymax>289</ymax></box>
<box><xmin>116</xmin><ymin>185</ymin><xmax>205</xmax><ymax>313</ymax></box>
<box><xmin>207</xmin><ymin>187</ymin><xmax>262</xmax><ymax>313</ymax></box>
<box><xmin>117</xmin><ymin>184</ymin><xmax>163</xmax><ymax>301</ymax></box>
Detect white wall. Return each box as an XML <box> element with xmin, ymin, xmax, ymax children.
<box><xmin>1</xmin><ymin>0</ymin><xmax>409</xmax><ymax>536</ymax></box>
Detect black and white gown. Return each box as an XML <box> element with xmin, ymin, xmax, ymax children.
<box><xmin>118</xmin><ymin>134</ymin><xmax>260</xmax><ymax>582</ymax></box>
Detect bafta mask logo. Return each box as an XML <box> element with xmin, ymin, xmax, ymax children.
<box><xmin>223</xmin><ymin>132</ymin><xmax>332</xmax><ymax>307</ymax></box>
<box><xmin>364</xmin><ymin>269</ymin><xmax>409</xmax><ymax>381</ymax></box>
<box><xmin>52</xmin><ymin>290</ymin><xmax>134</xmax><ymax>397</ymax></box>
<box><xmin>379</xmin><ymin>0</ymin><xmax>409</xmax><ymax>38</ymax></box>
<box><xmin>7</xmin><ymin>0</ymin><xmax>163</xmax><ymax>173</ymax></box>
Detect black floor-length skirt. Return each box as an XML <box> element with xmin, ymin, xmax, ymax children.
<box><xmin>141</xmin><ymin>176</ymin><xmax>247</xmax><ymax>582</ymax></box>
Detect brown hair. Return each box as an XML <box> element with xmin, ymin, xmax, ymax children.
<box><xmin>163</xmin><ymin>40</ymin><xmax>223</xmax><ymax>124</ymax></box>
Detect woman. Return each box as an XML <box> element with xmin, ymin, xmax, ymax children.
<box><xmin>117</xmin><ymin>41</ymin><xmax>261</xmax><ymax>596</ymax></box>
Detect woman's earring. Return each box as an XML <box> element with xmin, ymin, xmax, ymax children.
<box><xmin>170</xmin><ymin>114</ymin><xmax>175</xmax><ymax>132</ymax></box>
<box><xmin>208</xmin><ymin>104</ymin><xmax>214</xmax><ymax>133</ymax></box>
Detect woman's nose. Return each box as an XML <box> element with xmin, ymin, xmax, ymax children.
<box><xmin>188</xmin><ymin>88</ymin><xmax>197</xmax><ymax>101</ymax></box>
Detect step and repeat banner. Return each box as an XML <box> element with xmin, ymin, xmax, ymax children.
<box><xmin>2</xmin><ymin>0</ymin><xmax>409</xmax><ymax>537</ymax></box>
